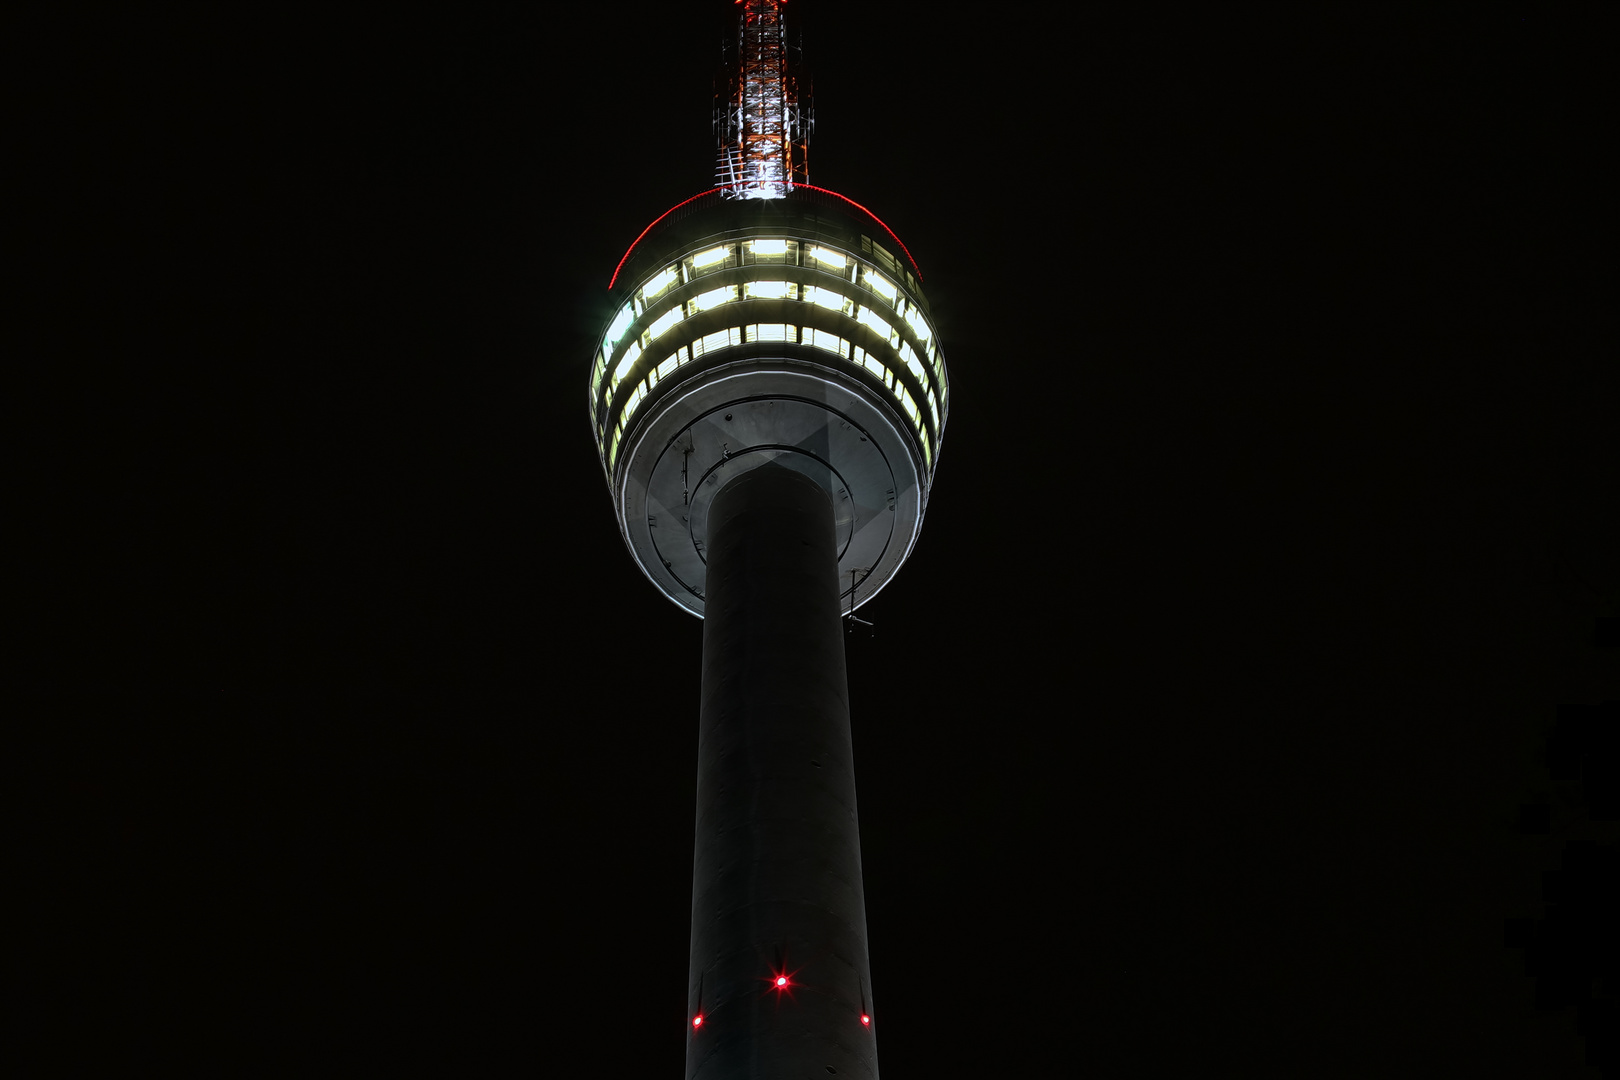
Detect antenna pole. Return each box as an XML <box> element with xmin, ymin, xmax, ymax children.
<box><xmin>715</xmin><ymin>0</ymin><xmax>812</xmax><ymax>199</ymax></box>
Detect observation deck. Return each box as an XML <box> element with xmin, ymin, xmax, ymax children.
<box><xmin>588</xmin><ymin>187</ymin><xmax>949</xmax><ymax>618</ymax></box>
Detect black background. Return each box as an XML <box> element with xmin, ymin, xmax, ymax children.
<box><xmin>19</xmin><ymin>3</ymin><xmax>1615</xmax><ymax>1075</ymax></box>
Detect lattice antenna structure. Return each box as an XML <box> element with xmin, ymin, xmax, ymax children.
<box><xmin>714</xmin><ymin>0</ymin><xmax>813</xmax><ymax>199</ymax></box>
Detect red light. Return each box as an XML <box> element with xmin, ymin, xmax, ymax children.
<box><xmin>608</xmin><ymin>184</ymin><xmax>923</xmax><ymax>292</ymax></box>
<box><xmin>776</xmin><ymin>976</ymin><xmax>788</xmax><ymax>987</ymax></box>
<box><xmin>861</xmin><ymin>1014</ymin><xmax>870</xmax><ymax>1026</ymax></box>
<box><xmin>607</xmin><ymin>189</ymin><xmax>724</xmax><ymax>290</ymax></box>
<box><xmin>797</xmin><ymin>185</ymin><xmax>924</xmax><ymax>280</ymax></box>
<box><xmin>692</xmin><ymin>1015</ymin><xmax>703</xmax><ymax>1029</ymax></box>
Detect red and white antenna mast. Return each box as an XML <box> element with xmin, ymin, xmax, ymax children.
<box><xmin>714</xmin><ymin>0</ymin><xmax>812</xmax><ymax>199</ymax></box>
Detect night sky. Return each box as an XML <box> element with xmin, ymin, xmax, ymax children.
<box><xmin>26</xmin><ymin>4</ymin><xmax>1614</xmax><ymax>1075</ymax></box>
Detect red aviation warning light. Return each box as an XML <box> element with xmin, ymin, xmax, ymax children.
<box><xmin>776</xmin><ymin>976</ymin><xmax>788</xmax><ymax>987</ymax></box>
<box><xmin>692</xmin><ymin>1014</ymin><xmax>704</xmax><ymax>1029</ymax></box>
<box><xmin>860</xmin><ymin>1013</ymin><xmax>870</xmax><ymax>1026</ymax></box>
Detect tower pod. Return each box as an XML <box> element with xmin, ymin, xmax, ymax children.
<box><xmin>587</xmin><ymin>187</ymin><xmax>949</xmax><ymax>617</ymax></box>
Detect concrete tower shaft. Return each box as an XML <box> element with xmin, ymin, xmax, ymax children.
<box><xmin>688</xmin><ymin>465</ymin><xmax>874</xmax><ymax>1079</ymax></box>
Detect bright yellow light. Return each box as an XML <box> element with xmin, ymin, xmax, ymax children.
<box><xmin>696</xmin><ymin>327</ymin><xmax>743</xmax><ymax>357</ymax></box>
<box><xmin>901</xmin><ymin>344</ymin><xmax>928</xmax><ymax>389</ymax></box>
<box><xmin>862</xmin><ymin>269</ymin><xmax>896</xmax><ymax>302</ymax></box>
<box><xmin>648</xmin><ymin>306</ymin><xmax>684</xmax><ymax>340</ymax></box>
<box><xmin>613</xmin><ymin>341</ymin><xmax>642</xmax><ymax>384</ymax></box>
<box><xmin>804</xmin><ymin>328</ymin><xmax>848</xmax><ymax>358</ymax></box>
<box><xmin>905</xmin><ymin>307</ymin><xmax>931</xmax><ymax>343</ymax></box>
<box><xmin>745</xmin><ymin>280</ymin><xmax>792</xmax><ymax>300</ymax></box>
<box><xmin>806</xmin><ymin>287</ymin><xmax>848</xmax><ymax>311</ymax></box>
<box><xmin>604</xmin><ymin>302</ymin><xmax>634</xmax><ymax>349</ymax></box>
<box><xmin>857</xmin><ymin>306</ymin><xmax>892</xmax><ymax>339</ymax></box>
<box><xmin>692</xmin><ymin>285</ymin><xmax>738</xmax><ymax>312</ymax></box>
<box><xmin>642</xmin><ymin>266</ymin><xmax>679</xmax><ymax>299</ymax></box>
<box><xmin>750</xmin><ymin>323</ymin><xmax>793</xmax><ymax>343</ymax></box>
<box><xmin>807</xmin><ymin>246</ymin><xmax>846</xmax><ymax>269</ymax></box>
<box><xmin>749</xmin><ymin>238</ymin><xmax>788</xmax><ymax>255</ymax></box>
<box><xmin>692</xmin><ymin>246</ymin><xmax>730</xmax><ymax>269</ymax></box>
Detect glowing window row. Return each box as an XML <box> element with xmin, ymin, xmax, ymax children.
<box><xmin>601</xmin><ymin>280</ymin><xmax>942</xmax><ymax>429</ymax></box>
<box><xmin>604</xmin><ymin>323</ymin><xmax>934</xmax><ymax>474</ymax></box>
<box><xmin>605</xmin><ymin>293</ymin><xmax>940</xmax><ymax>451</ymax></box>
<box><xmin>595</xmin><ymin>239</ymin><xmax>942</xmax><ymax>398</ymax></box>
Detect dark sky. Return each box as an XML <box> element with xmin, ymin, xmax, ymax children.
<box><xmin>24</xmin><ymin>3</ymin><xmax>1614</xmax><ymax>1075</ymax></box>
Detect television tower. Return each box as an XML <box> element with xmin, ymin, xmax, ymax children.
<box><xmin>586</xmin><ymin>3</ymin><xmax>948</xmax><ymax>1076</ymax></box>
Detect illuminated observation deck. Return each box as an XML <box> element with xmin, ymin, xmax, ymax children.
<box><xmin>588</xmin><ymin>185</ymin><xmax>949</xmax><ymax>618</ymax></box>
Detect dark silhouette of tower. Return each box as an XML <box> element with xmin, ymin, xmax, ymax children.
<box><xmin>587</xmin><ymin>4</ymin><xmax>948</xmax><ymax>1076</ymax></box>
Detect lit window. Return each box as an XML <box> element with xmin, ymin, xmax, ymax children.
<box><xmin>806</xmin><ymin>287</ymin><xmax>849</xmax><ymax>313</ymax></box>
<box><xmin>862</xmin><ymin>269</ymin><xmax>896</xmax><ymax>303</ymax></box>
<box><xmin>613</xmin><ymin>341</ymin><xmax>642</xmax><ymax>385</ymax></box>
<box><xmin>642</xmin><ymin>266</ymin><xmax>679</xmax><ymax>300</ymax></box>
<box><xmin>648</xmin><ymin>306</ymin><xmax>685</xmax><ymax>341</ymax></box>
<box><xmin>749</xmin><ymin>238</ymin><xmax>788</xmax><ymax>256</ymax></box>
<box><xmin>691</xmin><ymin>285</ymin><xmax>738</xmax><ymax>312</ymax></box>
<box><xmin>856</xmin><ymin>306</ymin><xmax>893</xmax><ymax>340</ymax></box>
<box><xmin>905</xmin><ymin>307</ymin><xmax>931</xmax><ymax>344</ymax></box>
<box><xmin>900</xmin><ymin>343</ymin><xmax>928</xmax><ymax>390</ymax></box>
<box><xmin>603</xmin><ymin>302</ymin><xmax>634</xmax><ymax>350</ymax></box>
<box><xmin>863</xmin><ymin>355</ymin><xmax>887</xmax><ymax>381</ymax></box>
<box><xmin>692</xmin><ymin>245</ymin><xmax>730</xmax><ymax>269</ymax></box>
<box><xmin>696</xmin><ymin>327</ymin><xmax>743</xmax><ymax>356</ymax></box>
<box><xmin>807</xmin><ymin>246</ymin><xmax>846</xmax><ymax>269</ymax></box>
<box><xmin>745</xmin><ymin>280</ymin><xmax>792</xmax><ymax>300</ymax></box>
<box><xmin>804</xmin><ymin>328</ymin><xmax>848</xmax><ymax>358</ymax></box>
<box><xmin>657</xmin><ymin>355</ymin><xmax>679</xmax><ymax>380</ymax></box>
<box><xmin>749</xmin><ymin>323</ymin><xmax>793</xmax><ymax>343</ymax></box>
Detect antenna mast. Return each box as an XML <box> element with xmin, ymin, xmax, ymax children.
<box><xmin>714</xmin><ymin>0</ymin><xmax>812</xmax><ymax>199</ymax></box>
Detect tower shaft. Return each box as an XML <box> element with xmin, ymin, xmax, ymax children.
<box><xmin>688</xmin><ymin>465</ymin><xmax>877</xmax><ymax>1080</ymax></box>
